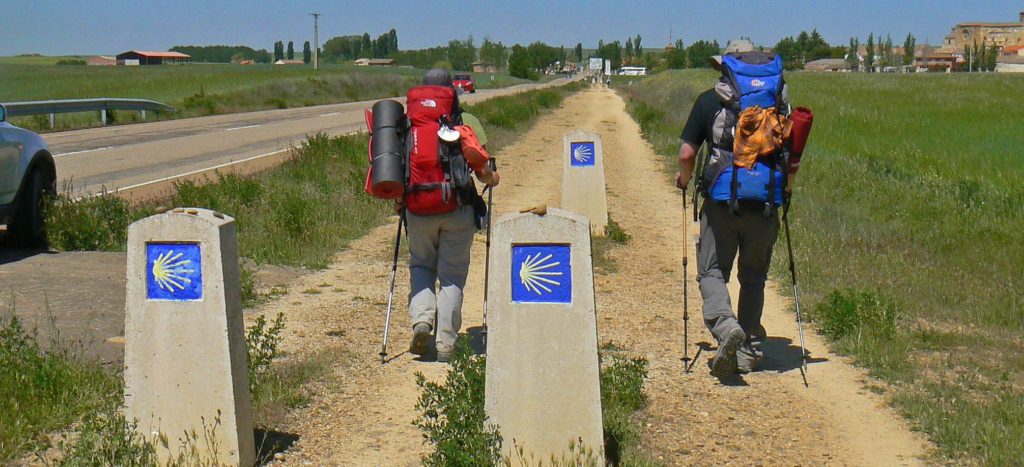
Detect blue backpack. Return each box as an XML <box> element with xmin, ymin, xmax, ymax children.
<box><xmin>704</xmin><ymin>52</ymin><xmax>788</xmax><ymax>215</ymax></box>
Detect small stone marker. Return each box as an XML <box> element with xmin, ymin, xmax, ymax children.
<box><xmin>124</xmin><ymin>208</ymin><xmax>255</xmax><ymax>466</ymax></box>
<box><xmin>562</xmin><ymin>130</ymin><xmax>608</xmax><ymax>234</ymax></box>
<box><xmin>485</xmin><ymin>208</ymin><xmax>604</xmax><ymax>461</ymax></box>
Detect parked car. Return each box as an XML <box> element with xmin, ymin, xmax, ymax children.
<box><xmin>0</xmin><ymin>104</ymin><xmax>56</xmax><ymax>246</ymax></box>
<box><xmin>453</xmin><ymin>74</ymin><xmax>476</xmax><ymax>93</ymax></box>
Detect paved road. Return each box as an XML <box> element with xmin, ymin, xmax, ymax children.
<box><xmin>49</xmin><ymin>78</ymin><xmax>570</xmax><ymax>199</ymax></box>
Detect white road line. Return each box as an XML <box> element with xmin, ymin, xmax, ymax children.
<box><xmin>320</xmin><ymin>112</ymin><xmax>341</xmax><ymax>117</ymax></box>
<box><xmin>73</xmin><ymin>147</ymin><xmax>294</xmax><ymax>201</ymax></box>
<box><xmin>225</xmin><ymin>124</ymin><xmax>260</xmax><ymax>131</ymax></box>
<box><xmin>55</xmin><ymin>146</ymin><xmax>114</xmax><ymax>157</ymax></box>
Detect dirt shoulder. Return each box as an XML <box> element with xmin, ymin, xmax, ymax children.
<box><xmin>242</xmin><ymin>86</ymin><xmax>930</xmax><ymax>465</ymax></box>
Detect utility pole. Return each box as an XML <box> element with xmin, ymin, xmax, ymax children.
<box><xmin>310</xmin><ymin>12</ymin><xmax>321</xmax><ymax>70</ymax></box>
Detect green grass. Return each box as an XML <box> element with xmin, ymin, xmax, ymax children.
<box><xmin>616</xmin><ymin>69</ymin><xmax>1024</xmax><ymax>465</ymax></box>
<box><xmin>0</xmin><ymin>311</ymin><xmax>119</xmax><ymax>462</ymax></box>
<box><xmin>414</xmin><ymin>338</ymin><xmax>656</xmax><ymax>466</ymax></box>
<box><xmin>0</xmin><ymin>55</ymin><xmax>91</xmax><ymax>65</ymax></box>
<box><xmin>0</xmin><ymin>62</ymin><xmax>539</xmax><ymax>132</ymax></box>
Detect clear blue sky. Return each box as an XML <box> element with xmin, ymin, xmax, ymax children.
<box><xmin>1</xmin><ymin>0</ymin><xmax>1020</xmax><ymax>56</ymax></box>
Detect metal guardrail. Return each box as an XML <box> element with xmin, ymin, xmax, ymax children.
<box><xmin>1</xmin><ymin>98</ymin><xmax>175</xmax><ymax>127</ymax></box>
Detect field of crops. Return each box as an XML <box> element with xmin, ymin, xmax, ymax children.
<box><xmin>0</xmin><ymin>60</ymin><xmax>537</xmax><ymax>131</ymax></box>
<box><xmin>616</xmin><ymin>70</ymin><xmax>1024</xmax><ymax>465</ymax></box>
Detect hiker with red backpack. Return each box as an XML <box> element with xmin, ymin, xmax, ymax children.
<box><xmin>674</xmin><ymin>42</ymin><xmax>813</xmax><ymax>378</ymax></box>
<box><xmin>366</xmin><ymin>69</ymin><xmax>498</xmax><ymax>363</ymax></box>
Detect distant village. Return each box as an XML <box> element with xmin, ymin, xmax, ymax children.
<box><xmin>804</xmin><ymin>9</ymin><xmax>1024</xmax><ymax>73</ymax></box>
<box><xmin>80</xmin><ymin>8</ymin><xmax>1024</xmax><ymax>74</ymax></box>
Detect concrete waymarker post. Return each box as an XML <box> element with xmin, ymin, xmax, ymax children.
<box><xmin>485</xmin><ymin>208</ymin><xmax>603</xmax><ymax>461</ymax></box>
<box><xmin>562</xmin><ymin>130</ymin><xmax>608</xmax><ymax>235</ymax></box>
<box><xmin>124</xmin><ymin>208</ymin><xmax>255</xmax><ymax>466</ymax></box>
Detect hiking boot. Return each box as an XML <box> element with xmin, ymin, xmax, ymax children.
<box><xmin>737</xmin><ymin>341</ymin><xmax>764</xmax><ymax>374</ymax></box>
<box><xmin>436</xmin><ymin>349</ymin><xmax>454</xmax><ymax>363</ymax></box>
<box><xmin>409</xmin><ymin>322</ymin><xmax>432</xmax><ymax>356</ymax></box>
<box><xmin>711</xmin><ymin>327</ymin><xmax>746</xmax><ymax>378</ymax></box>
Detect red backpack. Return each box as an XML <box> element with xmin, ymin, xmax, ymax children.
<box><xmin>365</xmin><ymin>85</ymin><xmax>478</xmax><ymax>216</ymax></box>
<box><xmin>403</xmin><ymin>85</ymin><xmax>462</xmax><ymax>215</ymax></box>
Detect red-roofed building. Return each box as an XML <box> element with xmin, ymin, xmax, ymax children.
<box><xmin>1002</xmin><ymin>45</ymin><xmax>1024</xmax><ymax>56</ymax></box>
<box><xmin>115</xmin><ymin>50</ymin><xmax>191</xmax><ymax>65</ymax></box>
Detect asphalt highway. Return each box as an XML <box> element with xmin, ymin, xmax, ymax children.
<box><xmin>47</xmin><ymin>78</ymin><xmax>570</xmax><ymax>199</ymax></box>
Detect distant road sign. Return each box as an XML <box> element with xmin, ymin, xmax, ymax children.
<box><xmin>589</xmin><ymin>58</ymin><xmax>603</xmax><ymax>70</ymax></box>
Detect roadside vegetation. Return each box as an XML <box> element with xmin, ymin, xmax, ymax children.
<box><xmin>0</xmin><ymin>62</ymin><xmax>538</xmax><ymax>132</ymax></box>
<box><xmin>414</xmin><ymin>338</ymin><xmax>654</xmax><ymax>466</ymax></box>
<box><xmin>616</xmin><ymin>70</ymin><xmax>1024</xmax><ymax>465</ymax></box>
<box><xmin>0</xmin><ymin>305</ymin><xmax>311</xmax><ymax>464</ymax></box>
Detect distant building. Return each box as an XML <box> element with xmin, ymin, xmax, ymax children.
<box><xmin>115</xmin><ymin>50</ymin><xmax>190</xmax><ymax>65</ymax></box>
<box><xmin>274</xmin><ymin>59</ymin><xmax>304</xmax><ymax>65</ymax></box>
<box><xmin>354</xmin><ymin>58</ymin><xmax>396</xmax><ymax>66</ymax></box>
<box><xmin>472</xmin><ymin>61</ymin><xmax>496</xmax><ymax>73</ymax></box>
<box><xmin>943</xmin><ymin>10</ymin><xmax>1024</xmax><ymax>49</ymax></box>
<box><xmin>996</xmin><ymin>55</ymin><xmax>1024</xmax><ymax>72</ymax></box>
<box><xmin>87</xmin><ymin>55</ymin><xmax>116</xmax><ymax>66</ymax></box>
<box><xmin>804</xmin><ymin>58</ymin><xmax>849</xmax><ymax>72</ymax></box>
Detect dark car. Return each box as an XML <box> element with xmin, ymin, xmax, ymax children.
<box><xmin>453</xmin><ymin>74</ymin><xmax>475</xmax><ymax>93</ymax></box>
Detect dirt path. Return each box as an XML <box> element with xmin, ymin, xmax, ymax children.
<box><xmin>260</xmin><ymin>87</ymin><xmax>931</xmax><ymax>465</ymax></box>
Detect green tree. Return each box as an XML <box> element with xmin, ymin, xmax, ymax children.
<box><xmin>446</xmin><ymin>36</ymin><xmax>476</xmax><ymax>71</ymax></box>
<box><xmin>625</xmin><ymin>37</ymin><xmax>634</xmax><ymax>60</ymax></box>
<box><xmin>575</xmin><ymin>42</ymin><xmax>583</xmax><ymax>63</ymax></box>
<box><xmin>303</xmin><ymin>41</ymin><xmax>311</xmax><ymax>64</ymax></box>
<box><xmin>480</xmin><ymin>37</ymin><xmax>508</xmax><ymax>69</ymax></box>
<box><xmin>273</xmin><ymin>41</ymin><xmax>284</xmax><ymax>62</ymax></box>
<box><xmin>508</xmin><ymin>44</ymin><xmax>536</xmax><ymax>79</ymax></box>
<box><xmin>882</xmin><ymin>34</ymin><xmax>894</xmax><ymax>68</ymax></box>
<box><xmin>287</xmin><ymin>41</ymin><xmax>294</xmax><ymax>60</ymax></box>
<box><xmin>686</xmin><ymin>40</ymin><xmax>719</xmax><ymax>69</ymax></box>
<box><xmin>634</xmin><ymin>34</ymin><xmax>642</xmax><ymax>56</ymax></box>
<box><xmin>847</xmin><ymin>37</ymin><xmax>860</xmax><ymax>71</ymax></box>
<box><xmin>361</xmin><ymin>33</ymin><xmax>372</xmax><ymax>58</ymax></box>
<box><xmin>665</xmin><ymin>39</ymin><xmax>687</xmax><ymax>69</ymax></box>
<box><xmin>986</xmin><ymin>44</ymin><xmax>998</xmax><ymax>71</ymax></box>
<box><xmin>865</xmin><ymin>33</ymin><xmax>875</xmax><ymax>72</ymax></box>
<box><xmin>903</xmin><ymin>33</ymin><xmax>916</xmax><ymax>66</ymax></box>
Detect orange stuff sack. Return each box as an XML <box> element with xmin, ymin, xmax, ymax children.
<box><xmin>455</xmin><ymin>125</ymin><xmax>490</xmax><ymax>171</ymax></box>
<box><xmin>733</xmin><ymin>106</ymin><xmax>792</xmax><ymax>169</ymax></box>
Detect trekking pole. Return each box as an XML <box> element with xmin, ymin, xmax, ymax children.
<box><xmin>482</xmin><ymin>158</ymin><xmax>496</xmax><ymax>341</ymax></box>
<box><xmin>782</xmin><ymin>198</ymin><xmax>809</xmax><ymax>386</ymax></box>
<box><xmin>681</xmin><ymin>189</ymin><xmax>693</xmax><ymax>373</ymax></box>
<box><xmin>379</xmin><ymin>211</ymin><xmax>406</xmax><ymax>364</ymax></box>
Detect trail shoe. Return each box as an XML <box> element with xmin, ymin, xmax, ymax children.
<box><xmin>711</xmin><ymin>328</ymin><xmax>746</xmax><ymax>378</ymax></box>
<box><xmin>409</xmin><ymin>322</ymin><xmax>432</xmax><ymax>356</ymax></box>
<box><xmin>436</xmin><ymin>348</ymin><xmax>454</xmax><ymax>363</ymax></box>
<box><xmin>736</xmin><ymin>342</ymin><xmax>763</xmax><ymax>374</ymax></box>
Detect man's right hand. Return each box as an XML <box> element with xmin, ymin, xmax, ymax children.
<box><xmin>674</xmin><ymin>171</ymin><xmax>686</xmax><ymax>190</ymax></box>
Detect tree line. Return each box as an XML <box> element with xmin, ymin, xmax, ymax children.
<box><xmin>322</xmin><ymin>29</ymin><xmax>399</xmax><ymax>62</ymax></box>
<box><xmin>170</xmin><ymin>45</ymin><xmax>273</xmax><ymax>63</ymax></box>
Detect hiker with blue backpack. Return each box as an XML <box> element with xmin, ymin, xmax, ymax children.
<box><xmin>675</xmin><ymin>42</ymin><xmax>814</xmax><ymax>378</ymax></box>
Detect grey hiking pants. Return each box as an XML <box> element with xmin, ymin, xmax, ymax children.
<box><xmin>696</xmin><ymin>200</ymin><xmax>779</xmax><ymax>343</ymax></box>
<box><xmin>407</xmin><ymin>207</ymin><xmax>476</xmax><ymax>353</ymax></box>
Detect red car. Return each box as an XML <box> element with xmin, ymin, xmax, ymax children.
<box><xmin>453</xmin><ymin>74</ymin><xmax>475</xmax><ymax>93</ymax></box>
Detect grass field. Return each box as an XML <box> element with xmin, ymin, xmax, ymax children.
<box><xmin>0</xmin><ymin>61</ymin><xmax>540</xmax><ymax>132</ymax></box>
<box><xmin>616</xmin><ymin>70</ymin><xmax>1024</xmax><ymax>465</ymax></box>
